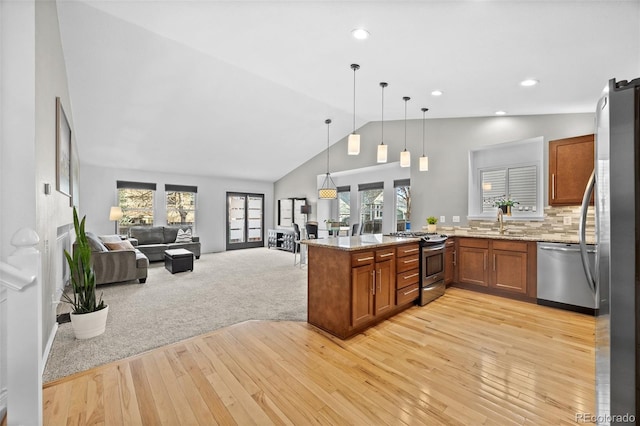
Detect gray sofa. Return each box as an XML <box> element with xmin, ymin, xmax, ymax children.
<box><xmin>128</xmin><ymin>225</ymin><xmax>201</xmax><ymax>262</ymax></box>
<box><xmin>83</xmin><ymin>232</ymin><xmax>149</xmax><ymax>285</ymax></box>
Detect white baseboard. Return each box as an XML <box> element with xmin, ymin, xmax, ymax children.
<box><xmin>42</xmin><ymin>322</ymin><xmax>58</xmax><ymax>376</ymax></box>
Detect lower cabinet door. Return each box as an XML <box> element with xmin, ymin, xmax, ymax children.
<box><xmin>458</xmin><ymin>247</ymin><xmax>489</xmax><ymax>287</ymax></box>
<box><xmin>374</xmin><ymin>259</ymin><xmax>394</xmax><ymax>315</ymax></box>
<box><xmin>491</xmin><ymin>250</ymin><xmax>527</xmax><ymax>294</ymax></box>
<box><xmin>351</xmin><ymin>264</ymin><xmax>374</xmax><ymax>327</ymax></box>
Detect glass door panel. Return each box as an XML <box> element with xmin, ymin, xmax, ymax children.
<box><xmin>227</xmin><ymin>192</ymin><xmax>264</xmax><ymax>250</ymax></box>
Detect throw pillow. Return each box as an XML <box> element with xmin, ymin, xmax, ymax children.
<box><xmin>99</xmin><ymin>234</ymin><xmax>123</xmax><ymax>243</ymax></box>
<box><xmin>174</xmin><ymin>228</ymin><xmax>192</xmax><ymax>243</ymax></box>
<box><xmin>85</xmin><ymin>232</ymin><xmax>108</xmax><ymax>252</ymax></box>
<box><xmin>104</xmin><ymin>240</ymin><xmax>136</xmax><ymax>251</ymax></box>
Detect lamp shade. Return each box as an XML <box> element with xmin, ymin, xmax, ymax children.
<box><xmin>348</xmin><ymin>133</ymin><xmax>360</xmax><ymax>155</ymax></box>
<box><xmin>400</xmin><ymin>150</ymin><xmax>411</xmax><ymax>168</ymax></box>
<box><xmin>301</xmin><ymin>205</ymin><xmax>311</xmax><ymax>214</ymax></box>
<box><xmin>318</xmin><ymin>188</ymin><xmax>337</xmax><ymax>199</ymax></box>
<box><xmin>419</xmin><ymin>155</ymin><xmax>429</xmax><ymax>171</ymax></box>
<box><xmin>377</xmin><ymin>144</ymin><xmax>388</xmax><ymax>163</ymax></box>
<box><xmin>109</xmin><ymin>206</ymin><xmax>123</xmax><ymax>221</ymax></box>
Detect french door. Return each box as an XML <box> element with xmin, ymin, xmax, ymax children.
<box><xmin>226</xmin><ymin>192</ymin><xmax>264</xmax><ymax>250</ymax></box>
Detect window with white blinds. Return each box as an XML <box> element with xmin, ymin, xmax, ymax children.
<box><xmin>481</xmin><ymin>166</ymin><xmax>537</xmax><ymax>213</ymax></box>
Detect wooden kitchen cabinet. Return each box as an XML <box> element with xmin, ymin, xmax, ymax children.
<box><xmin>395</xmin><ymin>243</ymin><xmax>420</xmax><ymax>304</ymax></box>
<box><xmin>444</xmin><ymin>238</ymin><xmax>456</xmax><ymax>286</ymax></box>
<box><xmin>350</xmin><ymin>248</ymin><xmax>395</xmax><ymax>328</ymax></box>
<box><xmin>458</xmin><ymin>239</ymin><xmax>490</xmax><ymax>287</ymax></box>
<box><xmin>454</xmin><ymin>238</ymin><xmax>537</xmax><ymax>300</ymax></box>
<box><xmin>549</xmin><ymin>134</ymin><xmax>594</xmax><ymax>206</ymax></box>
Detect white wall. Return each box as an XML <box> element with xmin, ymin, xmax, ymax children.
<box><xmin>276</xmin><ymin>113</ymin><xmax>595</xmax><ymax>229</ymax></box>
<box><xmin>80</xmin><ymin>165</ymin><xmax>274</xmax><ymax>253</ymax></box>
<box><xmin>0</xmin><ymin>0</ymin><xmax>37</xmax><ymax>418</ymax></box>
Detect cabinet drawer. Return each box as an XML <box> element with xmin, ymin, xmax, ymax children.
<box><xmin>396</xmin><ymin>283</ymin><xmax>419</xmax><ymax>305</ymax></box>
<box><xmin>492</xmin><ymin>240</ymin><xmax>528</xmax><ymax>253</ymax></box>
<box><xmin>397</xmin><ymin>269</ymin><xmax>420</xmax><ymax>287</ymax></box>
<box><xmin>458</xmin><ymin>238</ymin><xmax>489</xmax><ymax>249</ymax></box>
<box><xmin>376</xmin><ymin>248</ymin><xmax>396</xmax><ymax>262</ymax></box>
<box><xmin>351</xmin><ymin>251</ymin><xmax>375</xmax><ymax>266</ymax></box>
<box><xmin>396</xmin><ymin>244</ymin><xmax>420</xmax><ymax>258</ymax></box>
<box><xmin>396</xmin><ymin>254</ymin><xmax>420</xmax><ymax>273</ymax></box>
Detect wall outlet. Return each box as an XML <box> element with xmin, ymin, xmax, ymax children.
<box><xmin>440</xmin><ymin>216</ymin><xmax>446</xmax><ymax>223</ymax></box>
<box><xmin>563</xmin><ymin>216</ymin><xmax>572</xmax><ymax>225</ymax></box>
<box><xmin>453</xmin><ymin>216</ymin><xmax>460</xmax><ymax>223</ymax></box>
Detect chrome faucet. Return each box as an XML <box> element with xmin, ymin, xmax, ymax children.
<box><xmin>497</xmin><ymin>208</ymin><xmax>505</xmax><ymax>234</ymax></box>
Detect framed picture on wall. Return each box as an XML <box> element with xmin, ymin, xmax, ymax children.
<box><xmin>56</xmin><ymin>97</ymin><xmax>71</xmax><ymax>197</ymax></box>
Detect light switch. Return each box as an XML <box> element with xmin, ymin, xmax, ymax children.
<box><xmin>440</xmin><ymin>216</ymin><xmax>446</xmax><ymax>223</ymax></box>
<box><xmin>453</xmin><ymin>216</ymin><xmax>460</xmax><ymax>223</ymax></box>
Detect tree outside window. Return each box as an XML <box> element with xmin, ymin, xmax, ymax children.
<box><xmin>396</xmin><ymin>186</ymin><xmax>411</xmax><ymax>231</ymax></box>
<box><xmin>167</xmin><ymin>191</ymin><xmax>196</xmax><ymax>226</ymax></box>
<box><xmin>118</xmin><ymin>188</ymin><xmax>154</xmax><ymax>235</ymax></box>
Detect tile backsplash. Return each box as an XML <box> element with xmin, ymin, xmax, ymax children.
<box><xmin>440</xmin><ymin>206</ymin><xmax>595</xmax><ymax>242</ymax></box>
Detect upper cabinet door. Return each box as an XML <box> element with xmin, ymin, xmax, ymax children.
<box><xmin>549</xmin><ymin>134</ymin><xmax>594</xmax><ymax>206</ymax></box>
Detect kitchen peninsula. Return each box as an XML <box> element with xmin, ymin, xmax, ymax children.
<box><xmin>303</xmin><ymin>234</ymin><xmax>421</xmax><ymax>339</ymax></box>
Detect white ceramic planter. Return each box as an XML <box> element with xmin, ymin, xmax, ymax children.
<box><xmin>427</xmin><ymin>224</ymin><xmax>437</xmax><ymax>233</ymax></box>
<box><xmin>70</xmin><ymin>305</ymin><xmax>109</xmax><ymax>339</ymax></box>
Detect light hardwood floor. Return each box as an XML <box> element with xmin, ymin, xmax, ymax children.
<box><xmin>43</xmin><ymin>288</ymin><xmax>595</xmax><ymax>425</ymax></box>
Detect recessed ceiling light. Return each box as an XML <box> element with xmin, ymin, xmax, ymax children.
<box><xmin>495</xmin><ymin>110</ymin><xmax>507</xmax><ymax>115</ymax></box>
<box><xmin>351</xmin><ymin>28</ymin><xmax>370</xmax><ymax>40</ymax></box>
<box><xmin>520</xmin><ymin>79</ymin><xmax>539</xmax><ymax>87</ymax></box>
<box><xmin>431</xmin><ymin>90</ymin><xmax>443</xmax><ymax>96</ymax></box>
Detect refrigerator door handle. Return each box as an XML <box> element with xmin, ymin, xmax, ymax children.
<box><xmin>579</xmin><ymin>169</ymin><xmax>596</xmax><ymax>293</ymax></box>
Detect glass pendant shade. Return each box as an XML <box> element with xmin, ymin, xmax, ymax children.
<box><xmin>377</xmin><ymin>144</ymin><xmax>388</xmax><ymax>163</ymax></box>
<box><xmin>419</xmin><ymin>155</ymin><xmax>429</xmax><ymax>171</ymax></box>
<box><xmin>400</xmin><ymin>150</ymin><xmax>411</xmax><ymax>167</ymax></box>
<box><xmin>348</xmin><ymin>133</ymin><xmax>360</xmax><ymax>155</ymax></box>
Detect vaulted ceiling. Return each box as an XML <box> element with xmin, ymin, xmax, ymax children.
<box><xmin>57</xmin><ymin>0</ymin><xmax>640</xmax><ymax>182</ymax></box>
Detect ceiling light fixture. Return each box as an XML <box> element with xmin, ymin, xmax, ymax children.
<box><xmin>351</xmin><ymin>28</ymin><xmax>370</xmax><ymax>40</ymax></box>
<box><xmin>495</xmin><ymin>110</ymin><xmax>507</xmax><ymax>115</ymax></box>
<box><xmin>431</xmin><ymin>90</ymin><xmax>443</xmax><ymax>96</ymax></box>
<box><xmin>419</xmin><ymin>107</ymin><xmax>429</xmax><ymax>172</ymax></box>
<box><xmin>400</xmin><ymin>96</ymin><xmax>411</xmax><ymax>168</ymax></box>
<box><xmin>319</xmin><ymin>119</ymin><xmax>337</xmax><ymax>199</ymax></box>
<box><xmin>520</xmin><ymin>79</ymin><xmax>539</xmax><ymax>87</ymax></box>
<box><xmin>348</xmin><ymin>63</ymin><xmax>360</xmax><ymax>155</ymax></box>
<box><xmin>377</xmin><ymin>82</ymin><xmax>388</xmax><ymax>163</ymax></box>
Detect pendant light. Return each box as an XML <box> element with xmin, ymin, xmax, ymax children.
<box><xmin>319</xmin><ymin>119</ymin><xmax>338</xmax><ymax>199</ymax></box>
<box><xmin>347</xmin><ymin>64</ymin><xmax>360</xmax><ymax>155</ymax></box>
<box><xmin>400</xmin><ymin>96</ymin><xmax>411</xmax><ymax>167</ymax></box>
<box><xmin>419</xmin><ymin>107</ymin><xmax>429</xmax><ymax>171</ymax></box>
<box><xmin>377</xmin><ymin>82</ymin><xmax>388</xmax><ymax>163</ymax></box>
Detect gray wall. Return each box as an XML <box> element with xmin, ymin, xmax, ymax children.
<box><xmin>275</xmin><ymin>113</ymin><xmax>595</xmax><ymax>229</ymax></box>
<box><xmin>80</xmin><ymin>165</ymin><xmax>274</xmax><ymax>254</ymax></box>
<box><xmin>0</xmin><ymin>0</ymin><xmax>75</xmax><ymax>415</ymax></box>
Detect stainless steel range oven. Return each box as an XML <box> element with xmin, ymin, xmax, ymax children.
<box><xmin>389</xmin><ymin>232</ymin><xmax>448</xmax><ymax>306</ymax></box>
<box><xmin>420</xmin><ymin>236</ymin><xmax>446</xmax><ymax>306</ymax></box>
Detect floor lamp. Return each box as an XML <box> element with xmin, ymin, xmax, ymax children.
<box><xmin>109</xmin><ymin>206</ymin><xmax>123</xmax><ymax>234</ymax></box>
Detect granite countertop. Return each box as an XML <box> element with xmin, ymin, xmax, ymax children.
<box><xmin>301</xmin><ymin>234</ymin><xmax>420</xmax><ymax>251</ymax></box>
<box><xmin>443</xmin><ymin>229</ymin><xmax>595</xmax><ymax>245</ymax></box>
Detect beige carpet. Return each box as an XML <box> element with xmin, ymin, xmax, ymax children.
<box><xmin>43</xmin><ymin>247</ymin><xmax>307</xmax><ymax>383</ymax></box>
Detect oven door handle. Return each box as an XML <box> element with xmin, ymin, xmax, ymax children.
<box><xmin>422</xmin><ymin>244</ymin><xmax>445</xmax><ymax>252</ymax></box>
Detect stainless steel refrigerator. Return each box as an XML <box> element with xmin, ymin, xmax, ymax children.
<box><xmin>581</xmin><ymin>77</ymin><xmax>638</xmax><ymax>423</ymax></box>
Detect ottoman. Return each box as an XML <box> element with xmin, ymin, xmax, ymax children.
<box><xmin>164</xmin><ymin>248</ymin><xmax>194</xmax><ymax>274</ymax></box>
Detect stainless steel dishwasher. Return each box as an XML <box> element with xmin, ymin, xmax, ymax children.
<box><xmin>537</xmin><ymin>242</ymin><xmax>597</xmax><ymax>313</ymax></box>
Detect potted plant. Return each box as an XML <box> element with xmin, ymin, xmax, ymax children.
<box><xmin>62</xmin><ymin>207</ymin><xmax>108</xmax><ymax>339</ymax></box>
<box><xmin>426</xmin><ymin>216</ymin><xmax>438</xmax><ymax>233</ymax></box>
<box><xmin>493</xmin><ymin>195</ymin><xmax>519</xmax><ymax>216</ymax></box>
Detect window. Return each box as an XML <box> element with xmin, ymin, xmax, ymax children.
<box><xmin>117</xmin><ymin>181</ymin><xmax>156</xmax><ymax>235</ymax></box>
<box><xmin>394</xmin><ymin>179</ymin><xmax>411</xmax><ymax>231</ymax></box>
<box><xmin>337</xmin><ymin>186</ymin><xmax>351</xmax><ymax>226</ymax></box>
<box><xmin>359</xmin><ymin>182</ymin><xmax>384</xmax><ymax>234</ymax></box>
<box><xmin>481</xmin><ymin>166</ymin><xmax>537</xmax><ymax>213</ymax></box>
<box><xmin>166</xmin><ymin>184</ymin><xmax>197</xmax><ymax>227</ymax></box>
<box><xmin>468</xmin><ymin>136</ymin><xmax>543</xmax><ymax>219</ymax></box>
